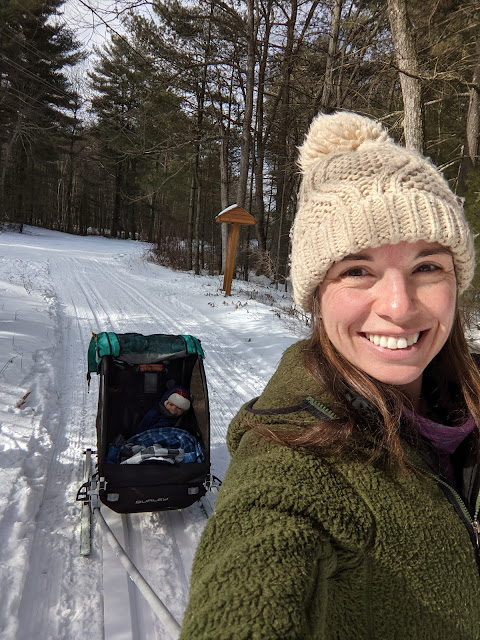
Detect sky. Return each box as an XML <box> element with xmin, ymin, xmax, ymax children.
<box><xmin>0</xmin><ymin>225</ymin><xmax>306</xmax><ymax>639</ymax></box>
<box><xmin>60</xmin><ymin>0</ymin><xmax>157</xmax><ymax>113</ymax></box>
<box><xmin>62</xmin><ymin>0</ymin><xmax>155</xmax><ymax>52</ymax></box>
<box><xmin>63</xmin><ymin>0</ymin><xmax>124</xmax><ymax>49</ymax></box>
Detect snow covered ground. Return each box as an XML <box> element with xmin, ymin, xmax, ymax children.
<box><xmin>0</xmin><ymin>226</ymin><xmax>308</xmax><ymax>639</ymax></box>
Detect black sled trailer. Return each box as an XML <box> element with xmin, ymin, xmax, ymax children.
<box><xmin>76</xmin><ymin>332</ymin><xmax>220</xmax><ymax>635</ymax></box>
<box><xmin>79</xmin><ymin>331</ymin><xmax>216</xmax><ymax>515</ymax></box>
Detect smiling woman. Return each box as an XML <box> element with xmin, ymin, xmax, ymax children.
<box><xmin>317</xmin><ymin>240</ymin><xmax>458</xmax><ymax>405</ymax></box>
<box><xmin>179</xmin><ymin>112</ymin><xmax>480</xmax><ymax>640</ymax></box>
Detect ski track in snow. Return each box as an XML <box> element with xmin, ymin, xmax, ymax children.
<box><xmin>0</xmin><ymin>229</ymin><xmax>302</xmax><ymax>640</ymax></box>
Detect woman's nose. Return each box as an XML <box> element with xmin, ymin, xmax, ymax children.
<box><xmin>373</xmin><ymin>272</ymin><xmax>416</xmax><ymax>322</ymax></box>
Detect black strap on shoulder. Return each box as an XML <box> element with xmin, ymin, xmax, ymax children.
<box><xmin>244</xmin><ymin>396</ymin><xmax>336</xmax><ymax>420</ymax></box>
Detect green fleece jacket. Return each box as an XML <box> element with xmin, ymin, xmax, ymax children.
<box><xmin>179</xmin><ymin>340</ymin><xmax>480</xmax><ymax>640</ymax></box>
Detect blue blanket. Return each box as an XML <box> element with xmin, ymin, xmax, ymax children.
<box><xmin>106</xmin><ymin>427</ymin><xmax>204</xmax><ymax>464</ymax></box>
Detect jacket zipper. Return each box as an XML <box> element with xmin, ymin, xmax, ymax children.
<box><xmin>433</xmin><ymin>474</ymin><xmax>480</xmax><ymax>549</ymax></box>
<box><xmin>404</xmin><ymin>444</ymin><xmax>480</xmax><ymax>553</ymax></box>
<box><xmin>420</xmin><ymin>466</ymin><xmax>480</xmax><ymax>555</ymax></box>
<box><xmin>473</xmin><ymin>519</ymin><xmax>480</xmax><ymax>547</ymax></box>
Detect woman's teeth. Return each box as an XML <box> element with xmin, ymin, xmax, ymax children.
<box><xmin>366</xmin><ymin>332</ymin><xmax>420</xmax><ymax>350</ymax></box>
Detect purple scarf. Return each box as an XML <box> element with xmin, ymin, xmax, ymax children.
<box><xmin>405</xmin><ymin>409</ymin><xmax>476</xmax><ymax>487</ymax></box>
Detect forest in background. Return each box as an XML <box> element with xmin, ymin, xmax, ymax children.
<box><xmin>1</xmin><ymin>0</ymin><xmax>480</xmax><ymax>288</ymax></box>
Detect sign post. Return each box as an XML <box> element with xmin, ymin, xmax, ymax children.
<box><xmin>216</xmin><ymin>204</ymin><xmax>256</xmax><ymax>296</ymax></box>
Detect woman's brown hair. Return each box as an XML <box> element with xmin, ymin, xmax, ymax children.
<box><xmin>261</xmin><ymin>307</ymin><xmax>480</xmax><ymax>470</ymax></box>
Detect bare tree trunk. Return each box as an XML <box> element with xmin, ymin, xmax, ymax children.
<box><xmin>272</xmin><ymin>0</ymin><xmax>297</xmax><ymax>284</ymax></box>
<box><xmin>147</xmin><ymin>157</ymin><xmax>159</xmax><ymax>243</ymax></box>
<box><xmin>0</xmin><ymin>117</ymin><xmax>22</xmax><ymax>208</ymax></box>
<box><xmin>187</xmin><ymin>168</ymin><xmax>195</xmax><ymax>271</ymax></box>
<box><xmin>66</xmin><ymin>152</ymin><xmax>75</xmax><ymax>234</ymax></box>
<box><xmin>458</xmin><ymin>31</ymin><xmax>480</xmax><ymax>195</ymax></box>
<box><xmin>253</xmin><ymin>0</ymin><xmax>319</xmax><ymax>262</ymax></box>
<box><xmin>194</xmin><ymin>175</ymin><xmax>201</xmax><ymax>275</ymax></box>
<box><xmin>111</xmin><ymin>162</ymin><xmax>122</xmax><ymax>238</ymax></box>
<box><xmin>219</xmin><ymin>122</ymin><xmax>230</xmax><ymax>273</ymax></box>
<box><xmin>236</xmin><ymin>0</ymin><xmax>256</xmax><ymax>208</ymax></box>
<box><xmin>337</xmin><ymin>4</ymin><xmax>383</xmax><ymax>107</ymax></box>
<box><xmin>189</xmin><ymin>0</ymin><xmax>212</xmax><ymax>271</ymax></box>
<box><xmin>127</xmin><ymin>158</ymin><xmax>137</xmax><ymax>240</ymax></box>
<box><xmin>318</xmin><ymin>0</ymin><xmax>342</xmax><ymax>112</ymax></box>
<box><xmin>148</xmin><ymin>192</ymin><xmax>157</xmax><ymax>243</ymax></box>
<box><xmin>64</xmin><ymin>102</ymin><xmax>81</xmax><ymax>234</ymax></box>
<box><xmin>219</xmin><ymin>130</ymin><xmax>229</xmax><ymax>210</ymax></box>
<box><xmin>212</xmin><ymin>50</ymin><xmax>234</xmax><ymax>273</ymax></box>
<box><xmin>253</xmin><ymin>0</ymin><xmax>274</xmax><ymax>254</ymax></box>
<box><xmin>386</xmin><ymin>0</ymin><xmax>424</xmax><ymax>152</ymax></box>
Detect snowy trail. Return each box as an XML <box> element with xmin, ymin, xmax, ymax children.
<box><xmin>0</xmin><ymin>228</ymin><xmax>301</xmax><ymax>639</ymax></box>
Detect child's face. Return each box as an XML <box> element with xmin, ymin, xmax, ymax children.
<box><xmin>165</xmin><ymin>400</ymin><xmax>185</xmax><ymax>416</ymax></box>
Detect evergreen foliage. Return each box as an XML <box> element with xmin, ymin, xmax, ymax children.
<box><xmin>0</xmin><ymin>0</ymin><xmax>84</xmax><ymax>225</ymax></box>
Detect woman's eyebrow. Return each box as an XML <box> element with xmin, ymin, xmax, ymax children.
<box><xmin>416</xmin><ymin>247</ymin><xmax>453</xmax><ymax>258</ymax></box>
<box><xmin>340</xmin><ymin>253</ymin><xmax>372</xmax><ymax>262</ymax></box>
<box><xmin>340</xmin><ymin>247</ymin><xmax>453</xmax><ymax>263</ymax></box>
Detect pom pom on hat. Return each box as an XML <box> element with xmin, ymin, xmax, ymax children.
<box><xmin>290</xmin><ymin>110</ymin><xmax>475</xmax><ymax>312</ymax></box>
<box><xmin>166</xmin><ymin>386</ymin><xmax>191</xmax><ymax>411</ymax></box>
<box><xmin>298</xmin><ymin>111</ymin><xmax>391</xmax><ymax>172</ymax></box>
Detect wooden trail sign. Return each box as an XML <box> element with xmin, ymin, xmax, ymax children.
<box><xmin>216</xmin><ymin>204</ymin><xmax>256</xmax><ymax>296</ymax></box>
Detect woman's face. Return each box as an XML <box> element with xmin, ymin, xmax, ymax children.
<box><xmin>317</xmin><ymin>240</ymin><xmax>457</xmax><ymax>403</ymax></box>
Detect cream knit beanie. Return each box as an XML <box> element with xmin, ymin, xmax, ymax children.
<box><xmin>290</xmin><ymin>111</ymin><xmax>475</xmax><ymax>312</ymax></box>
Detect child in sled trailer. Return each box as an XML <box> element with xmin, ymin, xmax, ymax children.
<box><xmin>179</xmin><ymin>111</ymin><xmax>480</xmax><ymax>640</ymax></box>
<box><xmin>136</xmin><ymin>385</ymin><xmax>193</xmax><ymax>430</ymax></box>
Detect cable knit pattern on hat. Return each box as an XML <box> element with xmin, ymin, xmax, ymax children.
<box><xmin>290</xmin><ymin>111</ymin><xmax>475</xmax><ymax>312</ymax></box>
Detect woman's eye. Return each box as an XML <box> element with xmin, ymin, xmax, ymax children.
<box><xmin>415</xmin><ymin>263</ymin><xmax>439</xmax><ymax>273</ymax></box>
<box><xmin>341</xmin><ymin>266</ymin><xmax>369</xmax><ymax>277</ymax></box>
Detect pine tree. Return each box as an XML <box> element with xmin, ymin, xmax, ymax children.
<box><xmin>0</xmin><ymin>0</ymin><xmax>83</xmax><ymax>225</ymax></box>
<box><xmin>88</xmin><ymin>31</ymin><xmax>193</xmax><ymax>241</ymax></box>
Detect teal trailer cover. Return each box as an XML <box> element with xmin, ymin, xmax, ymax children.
<box><xmin>88</xmin><ymin>332</ymin><xmax>205</xmax><ymax>375</ymax></box>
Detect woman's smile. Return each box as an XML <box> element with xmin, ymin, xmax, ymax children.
<box><xmin>364</xmin><ymin>331</ymin><xmax>421</xmax><ymax>350</ymax></box>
